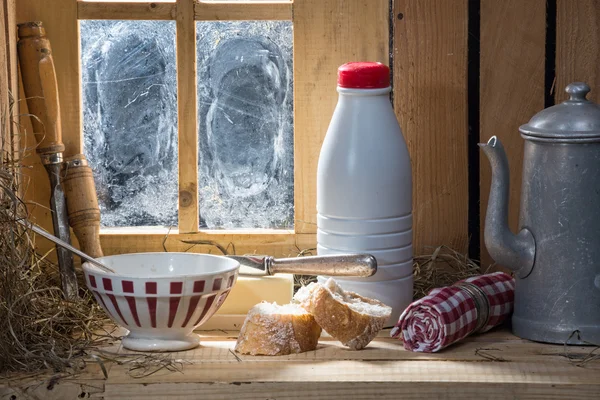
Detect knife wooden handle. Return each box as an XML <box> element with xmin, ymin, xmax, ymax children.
<box><xmin>17</xmin><ymin>21</ymin><xmax>65</xmax><ymax>156</ymax></box>
<box><xmin>63</xmin><ymin>155</ymin><xmax>104</xmax><ymax>258</ymax></box>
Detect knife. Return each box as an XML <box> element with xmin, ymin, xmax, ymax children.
<box><xmin>227</xmin><ymin>253</ymin><xmax>377</xmax><ymax>277</ymax></box>
<box><xmin>17</xmin><ymin>22</ymin><xmax>77</xmax><ymax>299</ymax></box>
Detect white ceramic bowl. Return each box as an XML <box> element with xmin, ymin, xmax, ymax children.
<box><xmin>82</xmin><ymin>252</ymin><xmax>239</xmax><ymax>352</ymax></box>
<box><xmin>317</xmin><ymin>275</ymin><xmax>414</xmax><ymax>328</ymax></box>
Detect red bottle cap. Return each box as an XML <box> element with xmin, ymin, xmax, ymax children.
<box><xmin>337</xmin><ymin>62</ymin><xmax>390</xmax><ymax>89</ymax></box>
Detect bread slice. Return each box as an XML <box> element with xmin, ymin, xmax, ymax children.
<box><xmin>234</xmin><ymin>302</ymin><xmax>322</xmax><ymax>356</ymax></box>
<box><xmin>293</xmin><ymin>278</ymin><xmax>392</xmax><ymax>350</ymax></box>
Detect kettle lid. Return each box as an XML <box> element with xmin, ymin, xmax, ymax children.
<box><xmin>520</xmin><ymin>82</ymin><xmax>600</xmax><ymax>141</ymax></box>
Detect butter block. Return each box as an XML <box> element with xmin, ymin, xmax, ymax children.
<box><xmin>216</xmin><ymin>273</ymin><xmax>294</xmax><ymax>315</ymax></box>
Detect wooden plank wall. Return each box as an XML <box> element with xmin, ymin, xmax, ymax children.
<box><xmin>393</xmin><ymin>0</ymin><xmax>470</xmax><ymax>254</ymax></box>
<box><xmin>478</xmin><ymin>0</ymin><xmax>546</xmax><ymax>269</ymax></box>
<box><xmin>176</xmin><ymin>0</ymin><xmax>199</xmax><ymax>233</ymax></box>
<box><xmin>16</xmin><ymin>0</ymin><xmax>80</xmax><ymax>258</ymax></box>
<box><xmin>556</xmin><ymin>0</ymin><xmax>600</xmax><ymax>103</ymax></box>
<box><xmin>1</xmin><ymin>0</ymin><xmax>18</xmax><ymax>163</ymax></box>
<box><xmin>293</xmin><ymin>0</ymin><xmax>389</xmax><ymax>234</ymax></box>
<box><xmin>478</xmin><ymin>0</ymin><xmax>600</xmax><ymax>269</ymax></box>
<box><xmin>10</xmin><ymin>0</ymin><xmax>600</xmax><ymax>263</ymax></box>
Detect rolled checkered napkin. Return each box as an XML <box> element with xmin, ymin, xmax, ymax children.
<box><xmin>390</xmin><ymin>272</ymin><xmax>515</xmax><ymax>352</ymax></box>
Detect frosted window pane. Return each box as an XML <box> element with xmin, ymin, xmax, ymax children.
<box><xmin>81</xmin><ymin>20</ymin><xmax>178</xmax><ymax>227</ymax></box>
<box><xmin>197</xmin><ymin>21</ymin><xmax>294</xmax><ymax>229</ymax></box>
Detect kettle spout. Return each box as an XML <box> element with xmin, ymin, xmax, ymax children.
<box><xmin>479</xmin><ymin>136</ymin><xmax>536</xmax><ymax>278</ymax></box>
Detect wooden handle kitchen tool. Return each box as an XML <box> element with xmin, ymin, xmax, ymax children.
<box><xmin>63</xmin><ymin>154</ymin><xmax>104</xmax><ymax>258</ymax></box>
<box><xmin>17</xmin><ymin>21</ymin><xmax>65</xmax><ymax>156</ymax></box>
<box><xmin>18</xmin><ymin>21</ymin><xmax>77</xmax><ymax>300</ymax></box>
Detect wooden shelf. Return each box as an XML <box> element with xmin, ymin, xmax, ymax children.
<box><xmin>2</xmin><ymin>328</ymin><xmax>599</xmax><ymax>399</ymax></box>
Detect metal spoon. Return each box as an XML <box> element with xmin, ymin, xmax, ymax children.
<box><xmin>17</xmin><ymin>218</ymin><xmax>116</xmax><ymax>274</ymax></box>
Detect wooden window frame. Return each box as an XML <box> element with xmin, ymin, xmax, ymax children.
<box><xmin>17</xmin><ymin>0</ymin><xmax>390</xmax><ymax>258</ymax></box>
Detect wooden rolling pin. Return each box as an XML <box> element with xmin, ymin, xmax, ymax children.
<box><xmin>63</xmin><ymin>154</ymin><xmax>104</xmax><ymax>258</ymax></box>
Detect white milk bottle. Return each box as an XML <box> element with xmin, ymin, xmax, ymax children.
<box><xmin>316</xmin><ymin>62</ymin><xmax>413</xmax><ymax>326</ymax></box>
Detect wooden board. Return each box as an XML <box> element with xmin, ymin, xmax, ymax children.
<box><xmin>97</xmin><ymin>230</ymin><xmax>316</xmax><ymax>258</ymax></box>
<box><xmin>78</xmin><ymin>1</ymin><xmax>176</xmax><ymax>20</ymax></box>
<box><xmin>478</xmin><ymin>0</ymin><xmax>546</xmax><ymax>270</ymax></box>
<box><xmin>16</xmin><ymin>0</ymin><xmax>80</xmax><ymax>246</ymax></box>
<box><xmin>292</xmin><ymin>0</ymin><xmax>389</xmax><ymax>234</ymax></box>
<box><xmin>393</xmin><ymin>0</ymin><xmax>469</xmax><ymax>254</ymax></box>
<box><xmin>1</xmin><ymin>0</ymin><xmax>18</xmax><ymax>163</ymax></box>
<box><xmin>3</xmin><ymin>329</ymin><xmax>599</xmax><ymax>399</ymax></box>
<box><xmin>104</xmin><ymin>382</ymin><xmax>600</xmax><ymax>400</ymax></box>
<box><xmin>176</xmin><ymin>0</ymin><xmax>199</xmax><ymax>233</ymax></box>
<box><xmin>76</xmin><ymin>1</ymin><xmax>291</xmax><ymax>21</ymax></box>
<box><xmin>556</xmin><ymin>0</ymin><xmax>600</xmax><ymax>103</ymax></box>
<box><xmin>195</xmin><ymin>1</ymin><xmax>292</xmax><ymax>21</ymax></box>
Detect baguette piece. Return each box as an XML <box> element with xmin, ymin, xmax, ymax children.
<box><xmin>294</xmin><ymin>278</ymin><xmax>392</xmax><ymax>350</ymax></box>
<box><xmin>235</xmin><ymin>302</ymin><xmax>322</xmax><ymax>356</ymax></box>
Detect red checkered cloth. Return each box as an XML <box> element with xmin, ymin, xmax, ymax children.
<box><xmin>390</xmin><ymin>272</ymin><xmax>515</xmax><ymax>352</ymax></box>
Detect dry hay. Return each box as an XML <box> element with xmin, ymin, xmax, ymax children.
<box><xmin>0</xmin><ymin>97</ymin><xmax>112</xmax><ymax>375</ymax></box>
<box><xmin>413</xmin><ymin>245</ymin><xmax>484</xmax><ymax>299</ymax></box>
<box><xmin>0</xmin><ymin>169</ymin><xmax>113</xmax><ymax>375</ymax></box>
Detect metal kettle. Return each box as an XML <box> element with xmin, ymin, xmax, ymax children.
<box><xmin>480</xmin><ymin>82</ymin><xmax>600</xmax><ymax>345</ymax></box>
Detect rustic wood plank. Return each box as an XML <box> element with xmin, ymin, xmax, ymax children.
<box><xmin>0</xmin><ymin>0</ymin><xmax>17</xmax><ymax>152</ymax></box>
<box><xmin>6</xmin><ymin>0</ymin><xmax>23</xmax><ymax>195</ymax></box>
<box><xmin>103</xmin><ymin>382</ymin><xmax>600</xmax><ymax>400</ymax></box>
<box><xmin>195</xmin><ymin>1</ymin><xmax>291</xmax><ymax>21</ymax></box>
<box><xmin>107</xmin><ymin>327</ymin><xmax>595</xmax><ymax>365</ymax></box>
<box><xmin>106</xmin><ymin>359</ymin><xmax>599</xmax><ymax>385</ymax></box>
<box><xmin>1</xmin><ymin>381</ymin><xmax>105</xmax><ymax>399</ymax></box>
<box><xmin>5</xmin><ymin>380</ymin><xmax>600</xmax><ymax>400</ymax></box>
<box><xmin>1</xmin><ymin>1</ymin><xmax>10</xmax><ymax>111</ymax></box>
<box><xmin>393</xmin><ymin>0</ymin><xmax>469</xmax><ymax>254</ymax></box>
<box><xmin>556</xmin><ymin>0</ymin><xmax>600</xmax><ymax>103</ymax></box>
<box><xmin>293</xmin><ymin>0</ymin><xmax>389</xmax><ymax>234</ymax></box>
<box><xmin>0</xmin><ymin>341</ymin><xmax>118</xmax><ymax>399</ymax></box>
<box><xmin>479</xmin><ymin>0</ymin><xmax>546</xmax><ymax>270</ymax></box>
<box><xmin>144</xmin><ymin>337</ymin><xmax>595</xmax><ymax>365</ymax></box>
<box><xmin>176</xmin><ymin>0</ymin><xmax>199</xmax><ymax>233</ymax></box>
<box><xmin>16</xmin><ymin>0</ymin><xmax>80</xmax><ymax>255</ymax></box>
<box><xmin>98</xmin><ymin>230</ymin><xmax>316</xmax><ymax>258</ymax></box>
<box><xmin>4</xmin><ymin>330</ymin><xmax>599</xmax><ymax>399</ymax></box>
<box><xmin>77</xmin><ymin>1</ymin><xmax>176</xmax><ymax>20</ymax></box>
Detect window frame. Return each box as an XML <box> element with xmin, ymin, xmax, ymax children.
<box><xmin>19</xmin><ymin>0</ymin><xmax>390</xmax><ymax>258</ymax></box>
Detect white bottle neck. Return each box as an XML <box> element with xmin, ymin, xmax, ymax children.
<box><xmin>337</xmin><ymin>86</ymin><xmax>391</xmax><ymax>96</ymax></box>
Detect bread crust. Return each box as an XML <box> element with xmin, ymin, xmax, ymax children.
<box><xmin>235</xmin><ymin>302</ymin><xmax>322</xmax><ymax>356</ymax></box>
<box><xmin>295</xmin><ymin>279</ymin><xmax>391</xmax><ymax>350</ymax></box>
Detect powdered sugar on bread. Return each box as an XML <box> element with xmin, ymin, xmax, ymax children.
<box><xmin>322</xmin><ymin>278</ymin><xmax>391</xmax><ymax>317</ymax></box>
<box><xmin>235</xmin><ymin>302</ymin><xmax>322</xmax><ymax>356</ymax></box>
<box><xmin>294</xmin><ymin>278</ymin><xmax>392</xmax><ymax>350</ymax></box>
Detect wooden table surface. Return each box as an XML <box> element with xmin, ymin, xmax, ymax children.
<box><xmin>2</xmin><ymin>328</ymin><xmax>599</xmax><ymax>399</ymax></box>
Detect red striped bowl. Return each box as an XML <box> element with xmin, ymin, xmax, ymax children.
<box><xmin>82</xmin><ymin>252</ymin><xmax>239</xmax><ymax>352</ymax></box>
